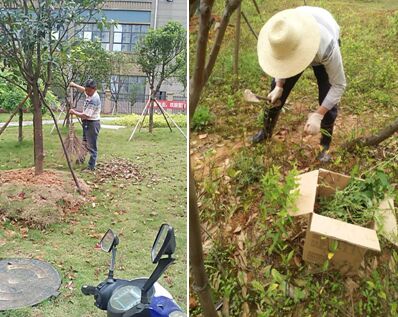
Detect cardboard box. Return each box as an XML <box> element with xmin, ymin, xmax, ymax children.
<box><xmin>290</xmin><ymin>169</ymin><xmax>397</xmax><ymax>275</ymax></box>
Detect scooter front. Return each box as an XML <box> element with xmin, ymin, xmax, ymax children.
<box><xmin>82</xmin><ymin>224</ymin><xmax>186</xmax><ymax>317</ymax></box>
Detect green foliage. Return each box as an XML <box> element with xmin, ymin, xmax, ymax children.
<box><xmin>319</xmin><ymin>170</ymin><xmax>393</xmax><ymax>226</ymax></box>
<box><xmin>128</xmin><ymin>83</ymin><xmax>146</xmax><ymax>106</ymax></box>
<box><xmin>113</xmin><ymin>113</ymin><xmax>187</xmax><ymax>128</ymax></box>
<box><xmin>259</xmin><ymin>166</ymin><xmax>299</xmax><ymax>254</ymax></box>
<box><xmin>54</xmin><ymin>41</ymin><xmax>112</xmax><ymax>98</ymax></box>
<box><xmin>0</xmin><ymin>71</ymin><xmax>59</xmax><ymax>113</ymax></box>
<box><xmin>260</xmin><ymin>166</ymin><xmax>299</xmax><ymax>218</ymax></box>
<box><xmin>135</xmin><ymin>21</ymin><xmax>186</xmax><ymax>92</ymax></box>
<box><xmin>387</xmin><ymin>11</ymin><xmax>398</xmax><ymax>38</ymax></box>
<box><xmin>191</xmin><ymin>105</ymin><xmax>214</xmax><ymax>131</ymax></box>
<box><xmin>0</xmin><ymin>0</ymin><xmax>106</xmax><ymax>79</ymax></box>
<box><xmin>358</xmin><ymin>269</ymin><xmax>393</xmax><ymax>315</ymax></box>
<box><xmin>231</xmin><ymin>148</ymin><xmax>264</xmax><ymax>188</ymax></box>
<box><xmin>0</xmin><ymin>70</ymin><xmax>28</xmax><ymax>111</ymax></box>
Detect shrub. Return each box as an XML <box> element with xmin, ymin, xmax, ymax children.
<box><xmin>113</xmin><ymin>113</ymin><xmax>187</xmax><ymax>128</ymax></box>
<box><xmin>191</xmin><ymin>105</ymin><xmax>214</xmax><ymax>131</ymax></box>
<box><xmin>232</xmin><ymin>148</ymin><xmax>264</xmax><ymax>187</ymax></box>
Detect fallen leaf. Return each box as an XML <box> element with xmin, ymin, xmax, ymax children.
<box><xmin>233</xmin><ymin>225</ymin><xmax>242</xmax><ymax>234</ymax></box>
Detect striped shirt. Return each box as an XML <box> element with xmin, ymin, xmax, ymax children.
<box><xmin>83</xmin><ymin>91</ymin><xmax>101</xmax><ymax>120</ymax></box>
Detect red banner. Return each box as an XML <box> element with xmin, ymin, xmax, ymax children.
<box><xmin>154</xmin><ymin>100</ymin><xmax>186</xmax><ymax>110</ymax></box>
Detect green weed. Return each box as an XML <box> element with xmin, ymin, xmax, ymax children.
<box><xmin>191</xmin><ymin>105</ymin><xmax>214</xmax><ymax>131</ymax></box>
<box><xmin>319</xmin><ymin>170</ymin><xmax>393</xmax><ymax>226</ymax></box>
<box><xmin>230</xmin><ymin>148</ymin><xmax>264</xmax><ymax>188</ymax></box>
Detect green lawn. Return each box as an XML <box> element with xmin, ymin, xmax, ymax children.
<box><xmin>0</xmin><ymin>125</ymin><xmax>187</xmax><ymax>316</ymax></box>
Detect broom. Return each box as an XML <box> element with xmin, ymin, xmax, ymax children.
<box><xmin>62</xmin><ymin>89</ymin><xmax>87</xmax><ymax>163</ymax></box>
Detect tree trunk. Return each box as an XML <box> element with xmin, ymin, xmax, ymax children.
<box><xmin>189</xmin><ymin>165</ymin><xmax>218</xmax><ymax>317</ymax></box>
<box><xmin>189</xmin><ymin>0</ymin><xmax>214</xmax><ymax>117</ymax></box>
<box><xmin>32</xmin><ymin>86</ymin><xmax>44</xmax><ymax>175</ymax></box>
<box><xmin>149</xmin><ymin>90</ymin><xmax>155</xmax><ymax>133</ymax></box>
<box><xmin>18</xmin><ymin>108</ymin><xmax>23</xmax><ymax>143</ymax></box>
<box><xmin>344</xmin><ymin>117</ymin><xmax>398</xmax><ymax>151</ymax></box>
<box><xmin>190</xmin><ymin>0</ymin><xmax>199</xmax><ymax>19</ymax></box>
<box><xmin>233</xmin><ymin>4</ymin><xmax>241</xmax><ymax>89</ymax></box>
<box><xmin>43</xmin><ymin>100</ymin><xmax>82</xmax><ymax>192</ymax></box>
<box><xmin>0</xmin><ymin>94</ymin><xmax>30</xmax><ymax>136</ymax></box>
<box><xmin>188</xmin><ymin>1</ymin><xmax>242</xmax><ymax>315</ymax></box>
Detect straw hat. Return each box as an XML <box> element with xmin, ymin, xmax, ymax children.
<box><xmin>257</xmin><ymin>8</ymin><xmax>320</xmax><ymax>78</ymax></box>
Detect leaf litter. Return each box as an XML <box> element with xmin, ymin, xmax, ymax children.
<box><xmin>94</xmin><ymin>158</ymin><xmax>145</xmax><ymax>184</ymax></box>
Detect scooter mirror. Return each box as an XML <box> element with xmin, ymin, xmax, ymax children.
<box><xmin>151</xmin><ymin>224</ymin><xmax>176</xmax><ymax>264</ymax></box>
<box><xmin>100</xmin><ymin>229</ymin><xmax>116</xmax><ymax>253</ymax></box>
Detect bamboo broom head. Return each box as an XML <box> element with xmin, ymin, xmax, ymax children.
<box><xmin>62</xmin><ymin>115</ymin><xmax>87</xmax><ymax>162</ymax></box>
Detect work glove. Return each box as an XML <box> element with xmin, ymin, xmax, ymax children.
<box><xmin>267</xmin><ymin>86</ymin><xmax>283</xmax><ymax>104</ymax></box>
<box><xmin>304</xmin><ymin>113</ymin><xmax>324</xmax><ymax>135</ymax></box>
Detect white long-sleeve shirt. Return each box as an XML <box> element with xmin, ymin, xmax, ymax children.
<box><xmin>279</xmin><ymin>6</ymin><xmax>347</xmax><ymax>110</ymax></box>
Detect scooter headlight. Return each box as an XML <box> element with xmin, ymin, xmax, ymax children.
<box><xmin>109</xmin><ymin>285</ymin><xmax>141</xmax><ymax>311</ymax></box>
<box><xmin>169</xmin><ymin>311</ymin><xmax>187</xmax><ymax>317</ymax></box>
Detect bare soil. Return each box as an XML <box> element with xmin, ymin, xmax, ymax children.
<box><xmin>0</xmin><ymin>168</ymin><xmax>90</xmax><ymax>229</ymax></box>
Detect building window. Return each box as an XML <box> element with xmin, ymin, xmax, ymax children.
<box><xmin>77</xmin><ymin>23</ymin><xmax>148</xmax><ymax>52</ymax></box>
<box><xmin>113</xmin><ymin>24</ymin><xmax>149</xmax><ymax>52</ymax></box>
<box><xmin>156</xmin><ymin>91</ymin><xmax>167</xmax><ymax>100</ymax></box>
<box><xmin>78</xmin><ymin>24</ymin><xmax>110</xmax><ymax>50</ymax></box>
<box><xmin>110</xmin><ymin>75</ymin><xmax>146</xmax><ymax>101</ymax></box>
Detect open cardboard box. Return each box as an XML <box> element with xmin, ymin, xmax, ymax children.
<box><xmin>290</xmin><ymin>169</ymin><xmax>397</xmax><ymax>275</ymax></box>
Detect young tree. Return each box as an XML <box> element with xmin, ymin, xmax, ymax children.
<box><xmin>175</xmin><ymin>49</ymin><xmax>188</xmax><ymax>93</ymax></box>
<box><xmin>0</xmin><ymin>69</ymin><xmax>29</xmax><ymax>141</ymax></box>
<box><xmin>0</xmin><ymin>0</ymin><xmax>105</xmax><ymax>175</ymax></box>
<box><xmin>134</xmin><ymin>21</ymin><xmax>186</xmax><ymax>132</ymax></box>
<box><xmin>53</xmin><ymin>40</ymin><xmax>112</xmax><ymax>123</ymax></box>
<box><xmin>107</xmin><ymin>53</ymin><xmax>131</xmax><ymax>114</ymax></box>
<box><xmin>0</xmin><ymin>68</ymin><xmax>59</xmax><ymax>141</ymax></box>
<box><xmin>128</xmin><ymin>82</ymin><xmax>145</xmax><ymax>112</ymax></box>
<box><xmin>189</xmin><ymin>0</ymin><xmax>242</xmax><ymax>315</ymax></box>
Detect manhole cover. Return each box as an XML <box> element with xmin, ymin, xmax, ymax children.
<box><xmin>0</xmin><ymin>258</ymin><xmax>61</xmax><ymax>310</ymax></box>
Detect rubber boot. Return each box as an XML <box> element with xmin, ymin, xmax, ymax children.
<box><xmin>251</xmin><ymin>107</ymin><xmax>282</xmax><ymax>144</ymax></box>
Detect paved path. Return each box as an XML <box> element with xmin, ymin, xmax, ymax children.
<box><xmin>0</xmin><ymin>117</ymin><xmax>126</xmax><ymax>130</ymax></box>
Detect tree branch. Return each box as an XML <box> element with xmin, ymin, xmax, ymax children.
<box><xmin>344</xmin><ymin>117</ymin><xmax>398</xmax><ymax>151</ymax></box>
<box><xmin>0</xmin><ymin>73</ymin><xmax>29</xmax><ymax>92</ymax></box>
<box><xmin>0</xmin><ymin>93</ymin><xmax>30</xmax><ymax>136</ymax></box>
<box><xmin>204</xmin><ymin>0</ymin><xmax>242</xmax><ymax>83</ymax></box>
<box><xmin>38</xmin><ymin>89</ymin><xmax>82</xmax><ymax>192</ymax></box>
<box><xmin>189</xmin><ymin>0</ymin><xmax>215</xmax><ymax>120</ymax></box>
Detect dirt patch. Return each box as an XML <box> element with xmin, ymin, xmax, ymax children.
<box><xmin>94</xmin><ymin>158</ymin><xmax>145</xmax><ymax>184</ymax></box>
<box><xmin>190</xmin><ymin>102</ymin><xmax>383</xmax><ymax>181</ymax></box>
<box><xmin>0</xmin><ymin>168</ymin><xmax>90</xmax><ymax>229</ymax></box>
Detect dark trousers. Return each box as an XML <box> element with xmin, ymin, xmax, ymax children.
<box><xmin>82</xmin><ymin>120</ymin><xmax>101</xmax><ymax>168</ymax></box>
<box><xmin>264</xmin><ymin>65</ymin><xmax>338</xmax><ymax>149</ymax></box>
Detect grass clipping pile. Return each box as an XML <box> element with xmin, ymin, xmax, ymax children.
<box><xmin>0</xmin><ymin>168</ymin><xmax>90</xmax><ymax>229</ymax></box>
<box><xmin>317</xmin><ymin>170</ymin><xmax>393</xmax><ymax>226</ymax></box>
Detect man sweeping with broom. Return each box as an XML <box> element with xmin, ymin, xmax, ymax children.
<box><xmin>69</xmin><ymin>79</ymin><xmax>101</xmax><ymax>171</ymax></box>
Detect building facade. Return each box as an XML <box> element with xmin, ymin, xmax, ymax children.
<box><xmin>89</xmin><ymin>0</ymin><xmax>187</xmax><ymax>114</ymax></box>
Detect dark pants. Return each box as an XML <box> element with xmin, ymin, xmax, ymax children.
<box><xmin>263</xmin><ymin>65</ymin><xmax>338</xmax><ymax>149</ymax></box>
<box><xmin>82</xmin><ymin>120</ymin><xmax>101</xmax><ymax>168</ymax></box>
